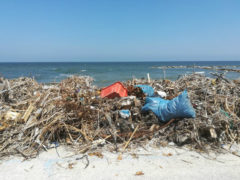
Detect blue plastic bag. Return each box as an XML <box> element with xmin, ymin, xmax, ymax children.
<box><xmin>135</xmin><ymin>85</ymin><xmax>155</xmax><ymax>97</ymax></box>
<box><xmin>144</xmin><ymin>97</ymin><xmax>164</xmax><ymax>104</ymax></box>
<box><xmin>142</xmin><ymin>90</ymin><xmax>196</xmax><ymax>122</ymax></box>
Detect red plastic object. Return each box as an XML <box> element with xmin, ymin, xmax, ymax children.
<box><xmin>100</xmin><ymin>82</ymin><xmax>128</xmax><ymax>98</ymax></box>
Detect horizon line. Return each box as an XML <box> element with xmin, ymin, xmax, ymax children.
<box><xmin>0</xmin><ymin>60</ymin><xmax>240</xmax><ymax>63</ymax></box>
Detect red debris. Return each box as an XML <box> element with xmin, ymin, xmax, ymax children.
<box><xmin>101</xmin><ymin>82</ymin><xmax>128</xmax><ymax>98</ymax></box>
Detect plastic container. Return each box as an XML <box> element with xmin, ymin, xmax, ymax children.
<box><xmin>100</xmin><ymin>82</ymin><xmax>128</xmax><ymax>98</ymax></box>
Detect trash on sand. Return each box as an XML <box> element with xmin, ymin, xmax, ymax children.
<box><xmin>0</xmin><ymin>73</ymin><xmax>240</xmax><ymax>159</ymax></box>
<box><xmin>68</xmin><ymin>162</ymin><xmax>76</xmax><ymax>169</ymax></box>
<box><xmin>162</xmin><ymin>152</ymin><xmax>173</xmax><ymax>157</ymax></box>
<box><xmin>135</xmin><ymin>171</ymin><xmax>144</xmax><ymax>176</ymax></box>
<box><xmin>88</xmin><ymin>152</ymin><xmax>104</xmax><ymax>158</ymax></box>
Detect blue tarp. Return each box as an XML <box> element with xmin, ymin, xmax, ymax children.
<box><xmin>135</xmin><ymin>85</ymin><xmax>155</xmax><ymax>97</ymax></box>
<box><xmin>142</xmin><ymin>90</ymin><xmax>196</xmax><ymax>122</ymax></box>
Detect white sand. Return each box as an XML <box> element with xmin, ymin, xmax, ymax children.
<box><xmin>0</xmin><ymin>144</ymin><xmax>240</xmax><ymax>180</ymax></box>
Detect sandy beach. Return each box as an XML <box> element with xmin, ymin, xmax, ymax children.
<box><xmin>1</xmin><ymin>143</ymin><xmax>240</xmax><ymax>180</ymax></box>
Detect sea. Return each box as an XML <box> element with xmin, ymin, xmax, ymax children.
<box><xmin>0</xmin><ymin>61</ymin><xmax>240</xmax><ymax>87</ymax></box>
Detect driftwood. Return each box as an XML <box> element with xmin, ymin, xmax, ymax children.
<box><xmin>210</xmin><ymin>72</ymin><xmax>232</xmax><ymax>84</ymax></box>
<box><xmin>0</xmin><ymin>74</ymin><xmax>240</xmax><ymax>159</ymax></box>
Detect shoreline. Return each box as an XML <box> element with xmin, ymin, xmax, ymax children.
<box><xmin>1</xmin><ymin>61</ymin><xmax>240</xmax><ymax>88</ymax></box>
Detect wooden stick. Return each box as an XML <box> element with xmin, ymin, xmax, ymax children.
<box><xmin>147</xmin><ymin>73</ymin><xmax>151</xmax><ymax>83</ymax></box>
<box><xmin>117</xmin><ymin>125</ymin><xmax>139</xmax><ymax>160</ymax></box>
<box><xmin>22</xmin><ymin>104</ymin><xmax>34</xmax><ymax>123</ymax></box>
<box><xmin>122</xmin><ymin>125</ymin><xmax>139</xmax><ymax>151</ymax></box>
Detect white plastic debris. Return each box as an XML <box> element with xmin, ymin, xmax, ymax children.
<box><xmin>156</xmin><ymin>91</ymin><xmax>167</xmax><ymax>98</ymax></box>
<box><xmin>120</xmin><ymin>99</ymin><xmax>132</xmax><ymax>107</ymax></box>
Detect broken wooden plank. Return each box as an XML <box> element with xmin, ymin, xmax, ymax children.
<box><xmin>22</xmin><ymin>104</ymin><xmax>34</xmax><ymax>123</ymax></box>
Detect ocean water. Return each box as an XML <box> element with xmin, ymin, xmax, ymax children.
<box><xmin>0</xmin><ymin>61</ymin><xmax>240</xmax><ymax>87</ymax></box>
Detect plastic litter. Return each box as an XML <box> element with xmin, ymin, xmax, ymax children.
<box><xmin>156</xmin><ymin>91</ymin><xmax>167</xmax><ymax>98</ymax></box>
<box><xmin>142</xmin><ymin>90</ymin><xmax>196</xmax><ymax>122</ymax></box>
<box><xmin>1</xmin><ymin>73</ymin><xmax>240</xmax><ymax>158</ymax></box>
<box><xmin>135</xmin><ymin>85</ymin><xmax>154</xmax><ymax>97</ymax></box>
<box><xmin>119</xmin><ymin>109</ymin><xmax>131</xmax><ymax>119</ymax></box>
<box><xmin>101</xmin><ymin>82</ymin><xmax>128</xmax><ymax>98</ymax></box>
<box><xmin>120</xmin><ymin>99</ymin><xmax>132</xmax><ymax>107</ymax></box>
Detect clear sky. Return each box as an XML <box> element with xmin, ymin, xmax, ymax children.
<box><xmin>0</xmin><ymin>0</ymin><xmax>239</xmax><ymax>62</ymax></box>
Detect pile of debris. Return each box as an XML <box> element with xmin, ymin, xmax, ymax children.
<box><xmin>149</xmin><ymin>74</ymin><xmax>240</xmax><ymax>150</ymax></box>
<box><xmin>0</xmin><ymin>74</ymin><xmax>239</xmax><ymax>159</ymax></box>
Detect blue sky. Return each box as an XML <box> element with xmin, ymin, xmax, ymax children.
<box><xmin>0</xmin><ymin>0</ymin><xmax>239</xmax><ymax>62</ymax></box>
